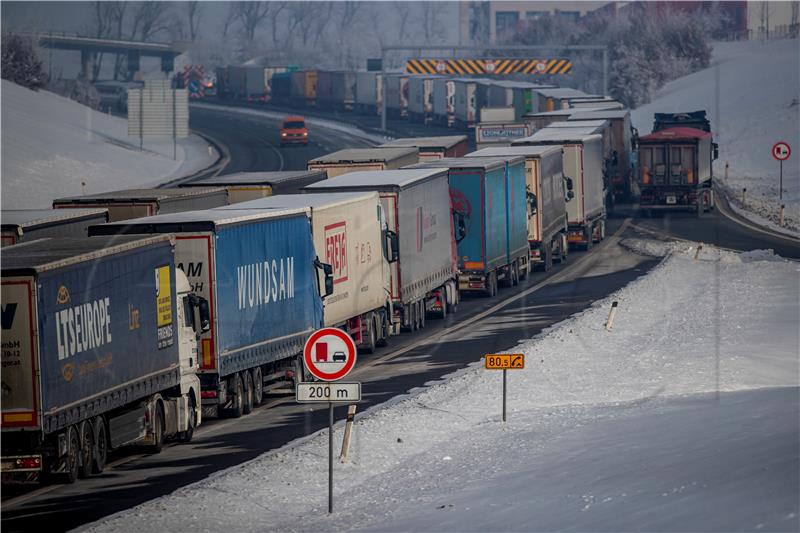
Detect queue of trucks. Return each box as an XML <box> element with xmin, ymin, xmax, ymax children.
<box><xmin>2</xmin><ymin>99</ymin><xmax>715</xmax><ymax>485</ymax></box>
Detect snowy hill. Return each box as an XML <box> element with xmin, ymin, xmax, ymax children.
<box><xmin>631</xmin><ymin>39</ymin><xmax>800</xmax><ymax>233</ymax></box>
<box><xmin>1</xmin><ymin>80</ymin><xmax>216</xmax><ymax>210</ymax></box>
<box><xmin>84</xmin><ymin>241</ymin><xmax>799</xmax><ymax>533</ymax></box>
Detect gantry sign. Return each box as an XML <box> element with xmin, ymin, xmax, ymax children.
<box><xmin>406</xmin><ymin>58</ymin><xmax>572</xmax><ymax>76</ymax></box>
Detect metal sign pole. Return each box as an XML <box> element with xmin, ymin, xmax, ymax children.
<box><xmin>328</xmin><ymin>402</ymin><xmax>334</xmax><ymax>514</ymax></box>
<box><xmin>139</xmin><ymin>89</ymin><xmax>143</xmax><ymax>151</ymax></box>
<box><xmin>779</xmin><ymin>160</ymin><xmax>783</xmax><ymax>201</ymax></box>
<box><xmin>172</xmin><ymin>89</ymin><xmax>177</xmax><ymax>161</ymax></box>
<box><xmin>502</xmin><ymin>369</ymin><xmax>507</xmax><ymax>422</ymax></box>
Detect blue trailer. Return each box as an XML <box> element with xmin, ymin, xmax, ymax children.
<box><xmin>408</xmin><ymin>156</ymin><xmax>529</xmax><ymax>295</ymax></box>
<box><xmin>1</xmin><ymin>235</ymin><xmax>205</xmax><ymax>484</ymax></box>
<box><xmin>90</xmin><ymin>208</ymin><xmax>330</xmax><ymax>417</ymax></box>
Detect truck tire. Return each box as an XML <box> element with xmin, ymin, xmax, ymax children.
<box><xmin>78</xmin><ymin>420</ymin><xmax>94</xmax><ymax>479</ymax></box>
<box><xmin>242</xmin><ymin>371</ymin><xmax>254</xmax><ymax>415</ymax></box>
<box><xmin>149</xmin><ymin>402</ymin><xmax>165</xmax><ymax>453</ymax></box>
<box><xmin>252</xmin><ymin>367</ymin><xmax>263</xmax><ymax>406</ymax></box>
<box><xmin>409</xmin><ymin>303</ymin><xmax>418</xmax><ymax>332</ymax></box>
<box><xmin>362</xmin><ymin>315</ymin><xmax>377</xmax><ymax>354</ymax></box>
<box><xmin>584</xmin><ymin>227</ymin><xmax>594</xmax><ymax>251</ymax></box>
<box><xmin>178</xmin><ymin>397</ymin><xmax>196</xmax><ymax>443</ymax></box>
<box><xmin>511</xmin><ymin>261</ymin><xmax>519</xmax><ymax>286</ymax></box>
<box><xmin>598</xmin><ymin>220</ymin><xmax>606</xmax><ymax>241</ymax></box>
<box><xmin>293</xmin><ymin>355</ymin><xmax>306</xmax><ymax>385</ymax></box>
<box><xmin>376</xmin><ymin>312</ymin><xmax>389</xmax><ymax>347</ymax></box>
<box><xmin>486</xmin><ymin>272</ymin><xmax>497</xmax><ymax>297</ymax></box>
<box><xmin>92</xmin><ymin>416</ymin><xmax>107</xmax><ymax>474</ymax></box>
<box><xmin>63</xmin><ymin>426</ymin><xmax>80</xmax><ymax>484</ymax></box>
<box><xmin>228</xmin><ymin>374</ymin><xmax>244</xmax><ymax>419</ymax></box>
<box><xmin>418</xmin><ymin>301</ymin><xmax>426</xmax><ymax>330</ymax></box>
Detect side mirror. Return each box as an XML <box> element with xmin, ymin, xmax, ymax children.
<box><xmin>526</xmin><ymin>191</ymin><xmax>538</xmax><ymax>214</ymax></box>
<box><xmin>567</xmin><ymin>190</ymin><xmax>575</xmax><ymax>201</ymax></box>
<box><xmin>386</xmin><ymin>230</ymin><xmax>399</xmax><ymax>263</ymax></box>
<box><xmin>313</xmin><ymin>258</ymin><xmax>335</xmax><ymax>299</ymax></box>
<box><xmin>565</xmin><ymin>177</ymin><xmax>574</xmax><ymax>191</ymax></box>
<box><xmin>713</xmin><ymin>143</ymin><xmax>719</xmax><ymax>160</ymax></box>
<box><xmin>198</xmin><ymin>297</ymin><xmax>211</xmax><ymax>333</ymax></box>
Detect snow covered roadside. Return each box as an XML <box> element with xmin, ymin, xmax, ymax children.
<box><xmin>82</xmin><ymin>241</ymin><xmax>799</xmax><ymax>533</ymax></box>
<box><xmin>1</xmin><ymin>80</ymin><xmax>218</xmax><ymax>210</ymax></box>
<box><xmin>631</xmin><ymin>38</ymin><xmax>800</xmax><ymax>235</ymax></box>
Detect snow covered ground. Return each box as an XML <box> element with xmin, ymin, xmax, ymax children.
<box><xmin>631</xmin><ymin>38</ymin><xmax>800</xmax><ymax>234</ymax></box>
<box><xmin>82</xmin><ymin>241</ymin><xmax>799</xmax><ymax>533</ymax></box>
<box><xmin>1</xmin><ymin>80</ymin><xmax>218</xmax><ymax>210</ymax></box>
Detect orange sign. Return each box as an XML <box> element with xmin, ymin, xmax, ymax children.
<box><xmin>485</xmin><ymin>354</ymin><xmax>524</xmax><ymax>370</ymax></box>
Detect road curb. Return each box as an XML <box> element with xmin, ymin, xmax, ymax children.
<box><xmin>714</xmin><ymin>185</ymin><xmax>799</xmax><ymax>244</ymax></box>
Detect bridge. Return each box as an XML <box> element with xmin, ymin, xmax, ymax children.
<box><xmin>32</xmin><ymin>32</ymin><xmax>189</xmax><ymax>79</ymax></box>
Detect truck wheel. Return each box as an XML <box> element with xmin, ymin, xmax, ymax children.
<box><xmin>418</xmin><ymin>301</ymin><xmax>426</xmax><ymax>329</ymax></box>
<box><xmin>440</xmin><ymin>296</ymin><xmax>447</xmax><ymax>319</ymax></box>
<box><xmin>92</xmin><ymin>416</ymin><xmax>107</xmax><ymax>474</ymax></box>
<box><xmin>178</xmin><ymin>396</ymin><xmax>196</xmax><ymax>443</ymax></box>
<box><xmin>486</xmin><ymin>272</ymin><xmax>497</xmax><ymax>297</ymax></box>
<box><xmin>409</xmin><ymin>303</ymin><xmax>418</xmax><ymax>332</ymax></box>
<box><xmin>376</xmin><ymin>312</ymin><xmax>389</xmax><ymax>347</ymax></box>
<box><xmin>242</xmin><ymin>371</ymin><xmax>254</xmax><ymax>415</ymax></box>
<box><xmin>545</xmin><ymin>245</ymin><xmax>554</xmax><ymax>272</ymax></box>
<box><xmin>598</xmin><ymin>220</ymin><xmax>606</xmax><ymax>241</ymax></box>
<box><xmin>149</xmin><ymin>402</ymin><xmax>165</xmax><ymax>453</ymax></box>
<box><xmin>293</xmin><ymin>355</ymin><xmax>306</xmax><ymax>385</ymax></box>
<box><xmin>362</xmin><ymin>315</ymin><xmax>377</xmax><ymax>354</ymax></box>
<box><xmin>228</xmin><ymin>374</ymin><xmax>244</xmax><ymax>418</ymax></box>
<box><xmin>78</xmin><ymin>421</ymin><xmax>94</xmax><ymax>479</ymax></box>
<box><xmin>252</xmin><ymin>367</ymin><xmax>263</xmax><ymax>406</ymax></box>
<box><xmin>584</xmin><ymin>227</ymin><xmax>594</xmax><ymax>251</ymax></box>
<box><xmin>511</xmin><ymin>261</ymin><xmax>519</xmax><ymax>286</ymax></box>
<box><xmin>519</xmin><ymin>261</ymin><xmax>529</xmax><ymax>281</ymax></box>
<box><xmin>63</xmin><ymin>426</ymin><xmax>80</xmax><ymax>484</ymax></box>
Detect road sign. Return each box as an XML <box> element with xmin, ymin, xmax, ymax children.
<box><xmin>485</xmin><ymin>354</ymin><xmax>525</xmax><ymax>370</ymax></box>
<box><xmin>772</xmin><ymin>142</ymin><xmax>791</xmax><ymax>161</ymax></box>
<box><xmin>405</xmin><ymin>58</ymin><xmax>572</xmax><ymax>76</ymax></box>
<box><xmin>296</xmin><ymin>382</ymin><xmax>361</xmax><ymax>403</ymax></box>
<box><xmin>303</xmin><ymin>327</ymin><xmax>357</xmax><ymax>381</ymax></box>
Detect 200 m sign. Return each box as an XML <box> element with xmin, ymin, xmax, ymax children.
<box><xmin>296</xmin><ymin>382</ymin><xmax>361</xmax><ymax>403</ymax></box>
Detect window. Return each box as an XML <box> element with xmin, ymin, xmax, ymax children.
<box><xmin>526</xmin><ymin>11</ymin><xmax>548</xmax><ymax>21</ymax></box>
<box><xmin>555</xmin><ymin>10</ymin><xmax>580</xmax><ymax>23</ymax></box>
<box><xmin>183</xmin><ymin>296</ymin><xmax>194</xmax><ymax>328</ymax></box>
<box><xmin>496</xmin><ymin>11</ymin><xmax>520</xmax><ymax>35</ymax></box>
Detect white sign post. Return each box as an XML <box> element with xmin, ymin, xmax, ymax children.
<box><xmin>299</xmin><ymin>327</ymin><xmax>359</xmax><ymax>514</ymax></box>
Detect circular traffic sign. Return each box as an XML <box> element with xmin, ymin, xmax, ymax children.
<box><xmin>303</xmin><ymin>327</ymin><xmax>357</xmax><ymax>382</ymax></box>
<box><xmin>772</xmin><ymin>142</ymin><xmax>791</xmax><ymax>161</ymax></box>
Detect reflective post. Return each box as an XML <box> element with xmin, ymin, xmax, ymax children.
<box><xmin>328</xmin><ymin>402</ymin><xmax>334</xmax><ymax>514</ymax></box>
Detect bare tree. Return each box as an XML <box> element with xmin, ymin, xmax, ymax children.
<box><xmin>336</xmin><ymin>1</ymin><xmax>361</xmax><ymax>66</ymax></box>
<box><xmin>185</xmin><ymin>0</ymin><xmax>203</xmax><ymax>41</ymax></box>
<box><xmin>129</xmin><ymin>1</ymin><xmax>171</xmax><ymax>42</ymax></box>
<box><xmin>311</xmin><ymin>2</ymin><xmax>334</xmax><ymax>49</ymax></box>
<box><xmin>232</xmin><ymin>1</ymin><xmax>273</xmax><ymax>43</ymax></box>
<box><xmin>419</xmin><ymin>2</ymin><xmax>445</xmax><ymax>46</ymax></box>
<box><xmin>268</xmin><ymin>2</ymin><xmax>289</xmax><ymax>48</ymax></box>
<box><xmin>392</xmin><ymin>1</ymin><xmax>413</xmax><ymax>43</ymax></box>
<box><xmin>221</xmin><ymin>4</ymin><xmax>237</xmax><ymax>39</ymax></box>
<box><xmin>287</xmin><ymin>2</ymin><xmax>318</xmax><ymax>48</ymax></box>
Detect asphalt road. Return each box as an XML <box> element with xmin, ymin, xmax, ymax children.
<box><xmin>1</xmin><ymin>105</ymin><xmax>796</xmax><ymax>532</ymax></box>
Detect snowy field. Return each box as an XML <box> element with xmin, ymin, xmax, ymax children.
<box><xmin>83</xmin><ymin>241</ymin><xmax>799</xmax><ymax>533</ymax></box>
<box><xmin>632</xmin><ymin>38</ymin><xmax>800</xmax><ymax>234</ymax></box>
<box><xmin>1</xmin><ymin>80</ymin><xmax>218</xmax><ymax>210</ymax></box>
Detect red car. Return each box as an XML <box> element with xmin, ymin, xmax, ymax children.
<box><xmin>280</xmin><ymin>116</ymin><xmax>309</xmax><ymax>146</ymax></box>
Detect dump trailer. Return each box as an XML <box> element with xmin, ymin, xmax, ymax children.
<box><xmin>514</xmin><ymin>130</ymin><xmax>606</xmax><ymax>249</ymax></box>
<box><xmin>89</xmin><ymin>208</ymin><xmax>329</xmax><ymax>417</ymax></box>
<box><xmin>408</xmin><ymin>156</ymin><xmax>530</xmax><ymax>295</ymax></box>
<box><xmin>306</xmin><ymin>169</ymin><xmax>459</xmax><ymax>330</ymax></box>
<box><xmin>355</xmin><ymin>72</ymin><xmax>382</xmax><ymax>115</ymax></box>
<box><xmin>637</xmin><ymin>126</ymin><xmax>717</xmax><ymax>215</ymax></box>
<box><xmin>380</xmin><ymin>136</ymin><xmax>469</xmax><ymax>161</ymax></box>
<box><xmin>178</xmin><ymin>171</ymin><xmax>327</xmax><ymax>203</ymax></box>
<box><xmin>53</xmin><ymin>188</ymin><xmax>228</xmax><ymax>222</ymax></box>
<box><xmin>570</xmin><ymin>109</ymin><xmax>635</xmax><ymax>201</ymax></box>
<box><xmin>385</xmin><ymin>74</ymin><xmax>409</xmax><ymax>118</ymax></box>
<box><xmin>220</xmin><ymin>192</ymin><xmax>394</xmax><ymax>351</ymax></box>
<box><xmin>652</xmin><ymin>110</ymin><xmax>711</xmax><ymax>133</ymax></box>
<box><xmin>307</xmin><ymin>147</ymin><xmax>419</xmax><ymax>179</ymax></box>
<box><xmin>466</xmin><ymin>146</ymin><xmax>569</xmax><ymax>271</ymax></box>
<box><xmin>2</xmin><ymin>208</ymin><xmax>108</xmax><ymax>247</ymax></box>
<box><xmin>1</xmin><ymin>235</ymin><xmax>206</xmax><ymax>484</ymax></box>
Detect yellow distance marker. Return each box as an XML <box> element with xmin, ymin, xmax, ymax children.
<box><xmin>484</xmin><ymin>353</ymin><xmax>525</xmax><ymax>370</ymax></box>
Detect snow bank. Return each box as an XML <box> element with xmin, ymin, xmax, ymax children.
<box><xmin>83</xmin><ymin>241</ymin><xmax>799</xmax><ymax>533</ymax></box>
<box><xmin>1</xmin><ymin>80</ymin><xmax>218</xmax><ymax>210</ymax></box>
<box><xmin>631</xmin><ymin>39</ymin><xmax>800</xmax><ymax>234</ymax></box>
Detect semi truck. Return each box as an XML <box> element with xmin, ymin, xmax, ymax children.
<box><xmin>89</xmin><ymin>208</ymin><xmax>332</xmax><ymax>417</ymax></box>
<box><xmin>408</xmin><ymin>75</ymin><xmax>439</xmax><ymax>123</ymax></box>
<box><xmin>307</xmin><ymin>147</ymin><xmax>419</xmax><ymax>179</ymax></box>
<box><xmin>290</xmin><ymin>70</ymin><xmax>318</xmax><ymax>106</ymax></box>
<box><xmin>306</xmin><ymin>169</ymin><xmax>459</xmax><ymax>330</ymax></box>
<box><xmin>53</xmin><ymin>188</ymin><xmax>229</xmax><ymax>222</ymax></box>
<box><xmin>384</xmin><ymin>73</ymin><xmax>409</xmax><ymax>118</ymax></box>
<box><xmin>466</xmin><ymin>146</ymin><xmax>570</xmax><ymax>271</ymax></box>
<box><xmin>514</xmin><ymin>130</ymin><xmax>606</xmax><ymax>249</ymax></box>
<box><xmin>1</xmin><ymin>208</ymin><xmax>108</xmax><ymax>247</ymax></box>
<box><xmin>178</xmin><ymin>171</ymin><xmax>327</xmax><ymax>203</ymax></box>
<box><xmin>355</xmin><ymin>72</ymin><xmax>382</xmax><ymax>115</ymax></box>
<box><xmin>409</xmin><ymin>156</ymin><xmax>530</xmax><ymax>295</ymax></box>
<box><xmin>431</xmin><ymin>78</ymin><xmax>455</xmax><ymax>126</ymax></box>
<box><xmin>380</xmin><ymin>136</ymin><xmax>469</xmax><ymax>161</ymax></box>
<box><xmin>221</xmin><ymin>192</ymin><xmax>395</xmax><ymax>351</ymax></box>
<box><xmin>1</xmin><ymin>235</ymin><xmax>208</xmax><ymax>484</ymax></box>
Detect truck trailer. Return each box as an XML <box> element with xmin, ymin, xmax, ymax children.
<box><xmin>355</xmin><ymin>72</ymin><xmax>382</xmax><ymax>115</ymax></box>
<box><xmin>1</xmin><ymin>235</ymin><xmax>207</xmax><ymax>484</ymax></box>
<box><xmin>514</xmin><ymin>130</ymin><xmax>606</xmax><ymax>249</ymax></box>
<box><xmin>178</xmin><ymin>171</ymin><xmax>327</xmax><ymax>203</ymax></box>
<box><xmin>89</xmin><ymin>208</ymin><xmax>331</xmax><ymax>417</ymax></box>
<box><xmin>1</xmin><ymin>208</ymin><xmax>108</xmax><ymax>247</ymax></box>
<box><xmin>53</xmin><ymin>188</ymin><xmax>229</xmax><ymax>222</ymax></box>
<box><xmin>307</xmin><ymin>147</ymin><xmax>419</xmax><ymax>178</ymax></box>
<box><xmin>409</xmin><ymin>156</ymin><xmax>530</xmax><ymax>295</ymax></box>
<box><xmin>380</xmin><ymin>136</ymin><xmax>469</xmax><ymax>161</ymax></box>
<box><xmin>221</xmin><ymin>192</ymin><xmax>395</xmax><ymax>351</ymax></box>
<box><xmin>407</xmin><ymin>75</ymin><xmax>439</xmax><ymax>123</ymax></box>
<box><xmin>306</xmin><ymin>169</ymin><xmax>459</xmax><ymax>330</ymax></box>
<box><xmin>466</xmin><ymin>146</ymin><xmax>570</xmax><ymax>270</ymax></box>
<box><xmin>384</xmin><ymin>74</ymin><xmax>409</xmax><ymax>118</ymax></box>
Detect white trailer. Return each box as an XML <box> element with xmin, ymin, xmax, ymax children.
<box><xmin>308</xmin><ymin>147</ymin><xmax>419</xmax><ymax>178</ymax></box>
<box><xmin>408</xmin><ymin>75</ymin><xmax>439</xmax><ymax>122</ymax></box>
<box><xmin>384</xmin><ymin>74</ymin><xmax>409</xmax><ymax>118</ymax></box>
<box><xmin>431</xmin><ymin>78</ymin><xmax>455</xmax><ymax>125</ymax></box>
<box><xmin>355</xmin><ymin>72</ymin><xmax>382</xmax><ymax>115</ymax></box>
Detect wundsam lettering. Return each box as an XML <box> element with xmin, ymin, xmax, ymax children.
<box><xmin>236</xmin><ymin>257</ymin><xmax>295</xmax><ymax>310</ymax></box>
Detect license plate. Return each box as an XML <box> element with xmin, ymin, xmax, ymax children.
<box><xmin>666</xmin><ymin>195</ymin><xmax>677</xmax><ymax>205</ymax></box>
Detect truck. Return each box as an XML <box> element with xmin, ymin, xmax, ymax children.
<box><xmin>652</xmin><ymin>110</ymin><xmax>711</xmax><ymax>133</ymax></box>
<box><xmin>384</xmin><ymin>73</ymin><xmax>410</xmax><ymax>118</ymax></box>
<box><xmin>220</xmin><ymin>192</ymin><xmax>395</xmax><ymax>351</ymax></box>
<box><xmin>331</xmin><ymin>71</ymin><xmax>357</xmax><ymax>111</ymax></box>
<box><xmin>355</xmin><ymin>72</ymin><xmax>382</xmax><ymax>115</ymax></box>
<box><xmin>534</xmin><ymin>87</ymin><xmax>592</xmax><ymax>112</ymax></box>
<box><xmin>290</xmin><ymin>70</ymin><xmax>317</xmax><ymax>106</ymax></box>
<box><xmin>409</xmin><ymin>156</ymin><xmax>530</xmax><ymax>295</ymax></box>
<box><xmin>307</xmin><ymin>147</ymin><xmax>419</xmax><ymax>179</ymax></box>
<box><xmin>523</xmin><ymin>109</ymin><xmax>576</xmax><ymax>132</ymax></box>
<box><xmin>431</xmin><ymin>77</ymin><xmax>455</xmax><ymax>126</ymax></box>
<box><xmin>380</xmin><ymin>136</ymin><xmax>470</xmax><ymax>161</ymax></box>
<box><xmin>466</xmin><ymin>146</ymin><xmax>570</xmax><ymax>271</ymax></box>
<box><xmin>569</xmin><ymin>109</ymin><xmax>635</xmax><ymax>201</ymax></box>
<box><xmin>226</xmin><ymin>65</ymin><xmax>267</xmax><ymax>100</ymax></box>
<box><xmin>178</xmin><ymin>171</ymin><xmax>327</xmax><ymax>203</ymax></box>
<box><xmin>2</xmin><ymin>208</ymin><xmax>108</xmax><ymax>247</ymax></box>
<box><xmin>53</xmin><ymin>188</ymin><xmax>229</xmax><ymax>222</ymax></box>
<box><xmin>1</xmin><ymin>234</ymin><xmax>208</xmax><ymax>484</ymax></box>
<box><xmin>89</xmin><ymin>208</ymin><xmax>332</xmax><ymax>418</ymax></box>
<box><xmin>487</xmin><ymin>81</ymin><xmax>555</xmax><ymax>121</ymax></box>
<box><xmin>637</xmin><ymin>126</ymin><xmax>717</xmax><ymax>216</ymax></box>
<box><xmin>407</xmin><ymin>75</ymin><xmax>439</xmax><ymax>123</ymax></box>
<box><xmin>306</xmin><ymin>169</ymin><xmax>460</xmax><ymax>331</ymax></box>
<box><xmin>513</xmin><ymin>130</ymin><xmax>606</xmax><ymax>249</ymax></box>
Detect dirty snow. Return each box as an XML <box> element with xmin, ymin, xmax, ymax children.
<box><xmin>82</xmin><ymin>241</ymin><xmax>799</xmax><ymax>533</ymax></box>
<box><xmin>1</xmin><ymin>80</ymin><xmax>218</xmax><ymax>210</ymax></box>
<box><xmin>632</xmin><ymin>38</ymin><xmax>800</xmax><ymax>234</ymax></box>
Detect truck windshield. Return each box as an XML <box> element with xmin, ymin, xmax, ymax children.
<box><xmin>283</xmin><ymin>121</ymin><xmax>305</xmax><ymax>129</ymax></box>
